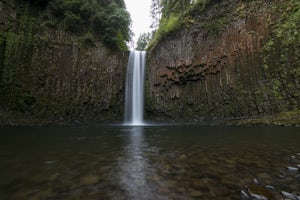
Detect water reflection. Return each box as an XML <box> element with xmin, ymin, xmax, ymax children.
<box><xmin>119</xmin><ymin>126</ymin><xmax>161</xmax><ymax>199</ymax></box>
<box><xmin>0</xmin><ymin>126</ymin><xmax>299</xmax><ymax>199</ymax></box>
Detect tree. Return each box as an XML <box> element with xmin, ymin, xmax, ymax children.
<box><xmin>47</xmin><ymin>0</ymin><xmax>131</xmax><ymax>50</ymax></box>
<box><xmin>101</xmin><ymin>2</ymin><xmax>131</xmax><ymax>49</ymax></box>
<box><xmin>160</xmin><ymin>0</ymin><xmax>191</xmax><ymax>19</ymax></box>
<box><xmin>150</xmin><ymin>0</ymin><xmax>161</xmax><ymax>30</ymax></box>
<box><xmin>136</xmin><ymin>32</ymin><xmax>151</xmax><ymax>50</ymax></box>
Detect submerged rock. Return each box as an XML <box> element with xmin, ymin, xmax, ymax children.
<box><xmin>290</xmin><ymin>156</ymin><xmax>300</xmax><ymax>163</ymax></box>
<box><xmin>287</xmin><ymin>166</ymin><xmax>299</xmax><ymax>172</ymax></box>
<box><xmin>247</xmin><ymin>185</ymin><xmax>275</xmax><ymax>200</ymax></box>
<box><xmin>281</xmin><ymin>191</ymin><xmax>300</xmax><ymax>200</ymax></box>
<box><xmin>265</xmin><ymin>185</ymin><xmax>276</xmax><ymax>191</ymax></box>
<box><xmin>253</xmin><ymin>178</ymin><xmax>259</xmax><ymax>184</ymax></box>
<box><xmin>241</xmin><ymin>189</ymin><xmax>250</xmax><ymax>199</ymax></box>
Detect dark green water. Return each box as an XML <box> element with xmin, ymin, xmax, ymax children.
<box><xmin>0</xmin><ymin>125</ymin><xmax>299</xmax><ymax>199</ymax></box>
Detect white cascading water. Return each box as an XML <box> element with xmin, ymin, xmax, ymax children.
<box><xmin>124</xmin><ymin>51</ymin><xmax>146</xmax><ymax>125</ymax></box>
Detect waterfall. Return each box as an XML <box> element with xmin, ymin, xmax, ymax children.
<box><xmin>124</xmin><ymin>51</ymin><xmax>146</xmax><ymax>125</ymax></box>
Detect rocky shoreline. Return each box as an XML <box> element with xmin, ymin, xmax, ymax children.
<box><xmin>1</xmin><ymin>110</ymin><xmax>299</xmax><ymax>127</ymax></box>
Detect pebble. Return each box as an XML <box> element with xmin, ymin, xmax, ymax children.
<box><xmin>249</xmin><ymin>193</ymin><xmax>268</xmax><ymax>200</ymax></box>
<box><xmin>290</xmin><ymin>156</ymin><xmax>300</xmax><ymax>163</ymax></box>
<box><xmin>241</xmin><ymin>190</ymin><xmax>250</xmax><ymax>199</ymax></box>
<box><xmin>281</xmin><ymin>191</ymin><xmax>299</xmax><ymax>200</ymax></box>
<box><xmin>287</xmin><ymin>166</ymin><xmax>299</xmax><ymax>172</ymax></box>
<box><xmin>265</xmin><ymin>185</ymin><xmax>276</xmax><ymax>191</ymax></box>
<box><xmin>247</xmin><ymin>185</ymin><xmax>274</xmax><ymax>200</ymax></box>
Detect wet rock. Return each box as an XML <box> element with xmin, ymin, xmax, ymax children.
<box><xmin>241</xmin><ymin>189</ymin><xmax>250</xmax><ymax>199</ymax></box>
<box><xmin>281</xmin><ymin>191</ymin><xmax>299</xmax><ymax>200</ymax></box>
<box><xmin>249</xmin><ymin>193</ymin><xmax>267</xmax><ymax>200</ymax></box>
<box><xmin>265</xmin><ymin>185</ymin><xmax>276</xmax><ymax>191</ymax></box>
<box><xmin>290</xmin><ymin>156</ymin><xmax>300</xmax><ymax>163</ymax></box>
<box><xmin>253</xmin><ymin>178</ymin><xmax>259</xmax><ymax>184</ymax></box>
<box><xmin>287</xmin><ymin>166</ymin><xmax>299</xmax><ymax>172</ymax></box>
<box><xmin>247</xmin><ymin>185</ymin><xmax>275</xmax><ymax>200</ymax></box>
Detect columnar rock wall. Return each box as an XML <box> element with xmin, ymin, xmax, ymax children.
<box><xmin>0</xmin><ymin>0</ymin><xmax>128</xmax><ymax>125</ymax></box>
<box><xmin>147</xmin><ymin>0</ymin><xmax>300</xmax><ymax>122</ymax></box>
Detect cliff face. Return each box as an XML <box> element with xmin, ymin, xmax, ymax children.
<box><xmin>0</xmin><ymin>0</ymin><xmax>128</xmax><ymax>125</ymax></box>
<box><xmin>147</xmin><ymin>0</ymin><xmax>300</xmax><ymax>122</ymax></box>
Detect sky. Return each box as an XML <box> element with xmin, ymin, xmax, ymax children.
<box><xmin>124</xmin><ymin>0</ymin><xmax>152</xmax><ymax>49</ymax></box>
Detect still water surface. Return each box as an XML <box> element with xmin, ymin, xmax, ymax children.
<box><xmin>0</xmin><ymin>125</ymin><xmax>299</xmax><ymax>199</ymax></box>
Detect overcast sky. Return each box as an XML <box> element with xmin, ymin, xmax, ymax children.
<box><xmin>124</xmin><ymin>0</ymin><xmax>152</xmax><ymax>49</ymax></box>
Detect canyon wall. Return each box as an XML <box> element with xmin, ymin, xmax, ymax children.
<box><xmin>147</xmin><ymin>0</ymin><xmax>300</xmax><ymax>122</ymax></box>
<box><xmin>0</xmin><ymin>0</ymin><xmax>128</xmax><ymax>125</ymax></box>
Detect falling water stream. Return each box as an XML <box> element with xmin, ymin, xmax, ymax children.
<box><xmin>124</xmin><ymin>50</ymin><xmax>146</xmax><ymax>125</ymax></box>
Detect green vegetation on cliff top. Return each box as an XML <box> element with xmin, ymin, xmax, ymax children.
<box><xmin>148</xmin><ymin>0</ymin><xmax>215</xmax><ymax>49</ymax></box>
<box><xmin>19</xmin><ymin>0</ymin><xmax>131</xmax><ymax>50</ymax></box>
